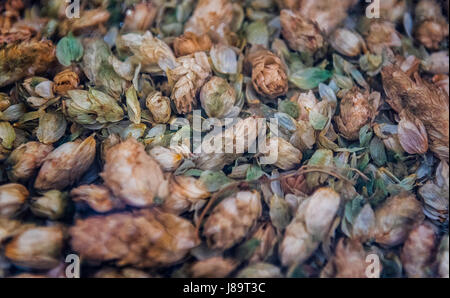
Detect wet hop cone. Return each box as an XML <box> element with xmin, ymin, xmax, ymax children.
<box><xmin>70</xmin><ymin>209</ymin><xmax>199</xmax><ymax>267</ymax></box>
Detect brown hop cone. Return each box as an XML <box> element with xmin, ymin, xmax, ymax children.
<box><xmin>101</xmin><ymin>138</ymin><xmax>168</xmax><ymax>208</ymax></box>
<box><xmin>173</xmin><ymin>32</ymin><xmax>212</xmax><ymax>57</ymax></box>
<box><xmin>296</xmin><ymin>0</ymin><xmax>358</xmax><ymax>35</ymax></box>
<box><xmin>248</xmin><ymin>222</ymin><xmax>278</xmax><ymax>264</ymax></box>
<box><xmin>372</xmin><ymin>192</ymin><xmax>425</xmax><ymax>247</ymax></box>
<box><xmin>398</xmin><ymin>110</ymin><xmax>429</xmax><ymax>155</ymax></box>
<box><xmin>53</xmin><ymin>69</ymin><xmax>79</xmax><ymax>96</ymax></box>
<box><xmin>0</xmin><ymin>39</ymin><xmax>55</xmax><ymax>87</ymax></box>
<box><xmin>401</xmin><ymin>222</ymin><xmax>437</xmax><ymax>278</ymax></box>
<box><xmin>279</xmin><ymin>187</ymin><xmax>341</xmax><ymax>266</ymax></box>
<box><xmin>183</xmin><ymin>0</ymin><xmax>233</xmax><ymax>43</ymax></box>
<box><xmin>321</xmin><ymin>239</ymin><xmax>379</xmax><ymax>278</ymax></box>
<box><xmin>382</xmin><ymin>65</ymin><xmax>449</xmax><ymax>161</ymax></box>
<box><xmin>122</xmin><ymin>1</ymin><xmax>157</xmax><ymax>32</ymax></box>
<box><xmin>70</xmin><ymin>184</ymin><xmax>124</xmax><ymax>213</ymax></box>
<box><xmin>203</xmin><ymin>191</ymin><xmax>262</xmax><ymax>250</ymax></box>
<box><xmin>69</xmin><ymin>209</ymin><xmax>199</xmax><ymax>267</ymax></box>
<box><xmin>5</xmin><ymin>226</ymin><xmax>64</xmax><ymax>270</ymax></box>
<box><xmin>189</xmin><ymin>257</ymin><xmax>238</xmax><ymax>278</ymax></box>
<box><xmin>0</xmin><ymin>183</ymin><xmax>28</xmax><ymax>218</ymax></box>
<box><xmin>247</xmin><ymin>48</ymin><xmax>288</xmax><ymax>99</ymax></box>
<box><xmin>34</xmin><ymin>136</ymin><xmax>96</xmax><ymax>190</ymax></box>
<box><xmin>364</xmin><ymin>21</ymin><xmax>402</xmax><ymax>55</ymax></box>
<box><xmin>280</xmin><ymin>9</ymin><xmax>325</xmax><ymax>55</ymax></box>
<box><xmin>170</xmin><ymin>52</ymin><xmax>211</xmax><ymax>114</ymax></box>
<box><xmin>162</xmin><ymin>175</ymin><xmax>210</xmax><ymax>215</ymax></box>
<box><xmin>335</xmin><ymin>87</ymin><xmax>376</xmax><ymax>141</ymax></box>
<box><xmin>414</xmin><ymin>0</ymin><xmax>449</xmax><ymax>49</ymax></box>
<box><xmin>5</xmin><ymin>141</ymin><xmax>53</xmax><ymax>182</ymax></box>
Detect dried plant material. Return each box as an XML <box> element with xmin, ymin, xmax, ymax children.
<box><xmin>330</xmin><ymin>28</ymin><xmax>366</xmax><ymax>57</ymax></box>
<box><xmin>296</xmin><ymin>0</ymin><xmax>358</xmax><ymax>35</ymax></box>
<box><xmin>203</xmin><ymin>191</ymin><xmax>262</xmax><ymax>250</ymax></box>
<box><xmin>93</xmin><ymin>267</ymin><xmax>152</xmax><ymax>278</ymax></box>
<box><xmin>148</xmin><ymin>146</ymin><xmax>185</xmax><ymax>172</ymax></box>
<box><xmin>162</xmin><ymin>175</ymin><xmax>210</xmax><ymax>215</ymax></box>
<box><xmin>53</xmin><ymin>69</ymin><xmax>79</xmax><ymax>95</ymax></box>
<box><xmin>189</xmin><ymin>257</ymin><xmax>238</xmax><ymax>278</ymax></box>
<box><xmin>169</xmin><ymin>52</ymin><xmax>211</xmax><ymax>114</ymax></box>
<box><xmin>173</xmin><ymin>32</ymin><xmax>212</xmax><ymax>57</ymax></box>
<box><xmin>5</xmin><ymin>226</ymin><xmax>63</xmax><ymax>269</ymax></box>
<box><xmin>5</xmin><ymin>141</ymin><xmax>53</xmax><ymax>182</ymax></box>
<box><xmin>423</xmin><ymin>51</ymin><xmax>449</xmax><ymax>75</ymax></box>
<box><xmin>36</xmin><ymin>111</ymin><xmax>67</xmax><ymax>145</ymax></box>
<box><xmin>247</xmin><ymin>48</ymin><xmax>288</xmax><ymax>99</ymax></box>
<box><xmin>237</xmin><ymin>262</ymin><xmax>283</xmax><ymax>278</ymax></box>
<box><xmin>0</xmin><ymin>183</ymin><xmax>28</xmax><ymax>218</ymax></box>
<box><xmin>184</xmin><ymin>0</ymin><xmax>233</xmax><ymax>43</ymax></box>
<box><xmin>248</xmin><ymin>222</ymin><xmax>278</xmax><ymax>264</ymax></box>
<box><xmin>372</xmin><ymin>192</ymin><xmax>425</xmax><ymax>247</ymax></box>
<box><xmin>280</xmin><ymin>188</ymin><xmax>341</xmax><ymax>266</ymax></box>
<box><xmin>321</xmin><ymin>239</ymin><xmax>379</xmax><ymax>278</ymax></box>
<box><xmin>398</xmin><ymin>111</ymin><xmax>429</xmax><ymax>154</ymax></box>
<box><xmin>60</xmin><ymin>8</ymin><xmax>110</xmax><ymax>36</ymax></box>
<box><xmin>433</xmin><ymin>74</ymin><xmax>449</xmax><ymax>96</ymax></box>
<box><xmin>401</xmin><ymin>222</ymin><xmax>437</xmax><ymax>278</ymax></box>
<box><xmin>280</xmin><ymin>9</ymin><xmax>325</xmax><ymax>55</ymax></box>
<box><xmin>101</xmin><ymin>138</ymin><xmax>168</xmax><ymax>207</ymax></box>
<box><xmin>382</xmin><ymin>65</ymin><xmax>449</xmax><ymax>161</ymax></box>
<box><xmin>418</xmin><ymin>162</ymin><xmax>449</xmax><ymax>224</ymax></box>
<box><xmin>71</xmin><ymin>184</ymin><xmax>124</xmax><ymax>213</ymax></box>
<box><xmin>30</xmin><ymin>190</ymin><xmax>67</xmax><ymax>220</ymax></box>
<box><xmin>379</xmin><ymin>0</ymin><xmax>407</xmax><ymax>22</ymax></box>
<box><xmin>200</xmin><ymin>76</ymin><xmax>236</xmax><ymax>119</ymax></box>
<box><xmin>70</xmin><ymin>209</ymin><xmax>199</xmax><ymax>267</ymax></box>
<box><xmin>263</xmin><ymin>137</ymin><xmax>302</xmax><ymax>170</ymax></box>
<box><xmin>364</xmin><ymin>21</ymin><xmax>402</xmax><ymax>55</ymax></box>
<box><xmin>34</xmin><ymin>136</ymin><xmax>96</xmax><ymax>190</ymax></box>
<box><xmin>335</xmin><ymin>88</ymin><xmax>376</xmax><ymax>141</ymax></box>
<box><xmin>122</xmin><ymin>2</ymin><xmax>157</xmax><ymax>32</ymax></box>
<box><xmin>0</xmin><ymin>40</ymin><xmax>55</xmax><ymax>87</ymax></box>
<box><xmin>414</xmin><ymin>0</ymin><xmax>449</xmax><ymax>49</ymax></box>
<box><xmin>437</xmin><ymin>235</ymin><xmax>449</xmax><ymax>278</ymax></box>
<box><xmin>145</xmin><ymin>91</ymin><xmax>172</xmax><ymax>124</ymax></box>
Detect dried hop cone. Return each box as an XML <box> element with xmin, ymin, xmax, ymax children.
<box><xmin>5</xmin><ymin>226</ymin><xmax>64</xmax><ymax>270</ymax></box>
<box><xmin>364</xmin><ymin>21</ymin><xmax>402</xmax><ymax>55</ymax></box>
<box><xmin>372</xmin><ymin>192</ymin><xmax>425</xmax><ymax>247</ymax></box>
<box><xmin>122</xmin><ymin>2</ymin><xmax>157</xmax><ymax>31</ymax></box>
<box><xmin>145</xmin><ymin>91</ymin><xmax>172</xmax><ymax>124</ymax></box>
<box><xmin>53</xmin><ymin>69</ymin><xmax>79</xmax><ymax>95</ymax></box>
<box><xmin>100</xmin><ymin>138</ymin><xmax>169</xmax><ymax>207</ymax></box>
<box><xmin>335</xmin><ymin>88</ymin><xmax>376</xmax><ymax>141</ymax></box>
<box><xmin>5</xmin><ymin>141</ymin><xmax>53</xmax><ymax>182</ymax></box>
<box><xmin>0</xmin><ymin>183</ymin><xmax>28</xmax><ymax>218</ymax></box>
<box><xmin>321</xmin><ymin>239</ymin><xmax>378</xmax><ymax>278</ymax></box>
<box><xmin>189</xmin><ymin>257</ymin><xmax>238</xmax><ymax>278</ymax></box>
<box><xmin>200</xmin><ymin>76</ymin><xmax>236</xmax><ymax>118</ymax></box>
<box><xmin>162</xmin><ymin>175</ymin><xmax>210</xmax><ymax>215</ymax></box>
<box><xmin>401</xmin><ymin>222</ymin><xmax>437</xmax><ymax>278</ymax></box>
<box><xmin>34</xmin><ymin>136</ymin><xmax>96</xmax><ymax>190</ymax></box>
<box><xmin>280</xmin><ymin>9</ymin><xmax>325</xmax><ymax>55</ymax></box>
<box><xmin>398</xmin><ymin>111</ymin><xmax>429</xmax><ymax>155</ymax></box>
<box><xmin>247</xmin><ymin>48</ymin><xmax>288</xmax><ymax>99</ymax></box>
<box><xmin>382</xmin><ymin>65</ymin><xmax>449</xmax><ymax>161</ymax></box>
<box><xmin>183</xmin><ymin>0</ymin><xmax>233</xmax><ymax>43</ymax></box>
<box><xmin>69</xmin><ymin>209</ymin><xmax>199</xmax><ymax>267</ymax></box>
<box><xmin>329</xmin><ymin>28</ymin><xmax>366</xmax><ymax>57</ymax></box>
<box><xmin>203</xmin><ymin>190</ymin><xmax>262</xmax><ymax>250</ymax></box>
<box><xmin>280</xmin><ymin>187</ymin><xmax>341</xmax><ymax>266</ymax></box>
<box><xmin>173</xmin><ymin>32</ymin><xmax>212</xmax><ymax>57</ymax></box>
<box><xmin>170</xmin><ymin>52</ymin><xmax>211</xmax><ymax>114</ymax></box>
<box><xmin>414</xmin><ymin>0</ymin><xmax>449</xmax><ymax>49</ymax></box>
<box><xmin>71</xmin><ymin>184</ymin><xmax>124</xmax><ymax>213</ymax></box>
